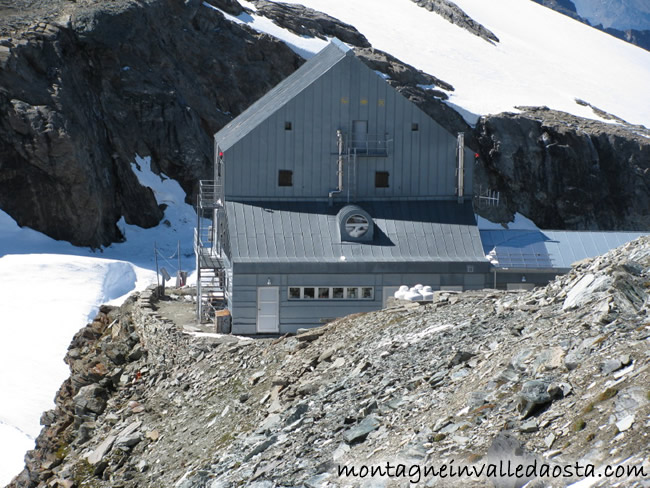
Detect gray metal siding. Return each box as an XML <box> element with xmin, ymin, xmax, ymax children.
<box><xmin>221</xmin><ymin>50</ymin><xmax>469</xmax><ymax>201</ymax></box>
<box><xmin>216</xmin><ymin>43</ymin><xmax>348</xmax><ymax>152</ymax></box>
<box><xmin>228</xmin><ymin>271</ymin><xmax>491</xmax><ymax>334</ymax></box>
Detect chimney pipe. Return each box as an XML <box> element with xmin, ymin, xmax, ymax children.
<box><xmin>329</xmin><ymin>130</ymin><xmax>345</xmax><ymax>204</ymax></box>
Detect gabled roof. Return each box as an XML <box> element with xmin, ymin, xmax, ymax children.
<box><xmin>480</xmin><ymin>229</ymin><xmax>648</xmax><ymax>270</ymax></box>
<box><xmin>215</xmin><ymin>41</ymin><xmax>351</xmax><ymax>152</ymax></box>
<box><xmin>225</xmin><ymin>200</ymin><xmax>488</xmax><ymax>268</ymax></box>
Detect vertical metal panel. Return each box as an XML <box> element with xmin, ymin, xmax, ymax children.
<box><xmin>223</xmin><ymin>48</ymin><xmax>471</xmax><ymax>201</ymax></box>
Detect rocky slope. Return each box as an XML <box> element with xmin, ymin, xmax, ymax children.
<box><xmin>9</xmin><ymin>237</ymin><xmax>650</xmax><ymax>487</ymax></box>
<box><xmin>1</xmin><ymin>0</ymin><xmax>649</xmax><ymax>246</ymax></box>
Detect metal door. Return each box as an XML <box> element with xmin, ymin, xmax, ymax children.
<box><xmin>257</xmin><ymin>286</ymin><xmax>279</xmax><ymax>333</ymax></box>
<box><xmin>351</xmin><ymin>120</ymin><xmax>368</xmax><ymax>151</ymax></box>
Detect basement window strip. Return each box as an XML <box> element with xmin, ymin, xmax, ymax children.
<box><xmin>288</xmin><ymin>286</ymin><xmax>374</xmax><ymax>300</ymax></box>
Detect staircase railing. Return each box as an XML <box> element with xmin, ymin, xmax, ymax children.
<box><xmin>199</xmin><ymin>179</ymin><xmax>222</xmax><ymax>209</ymax></box>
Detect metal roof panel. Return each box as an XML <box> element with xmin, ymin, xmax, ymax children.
<box><xmin>480</xmin><ymin>229</ymin><xmax>648</xmax><ymax>270</ymax></box>
<box><xmin>225</xmin><ymin>200</ymin><xmax>487</xmax><ymax>264</ymax></box>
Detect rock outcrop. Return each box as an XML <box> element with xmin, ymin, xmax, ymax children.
<box><xmin>250</xmin><ymin>0</ymin><xmax>372</xmax><ymax>48</ymax></box>
<box><xmin>475</xmin><ymin>106</ymin><xmax>650</xmax><ymax>229</ymax></box>
<box><xmin>408</xmin><ymin>0</ymin><xmax>500</xmax><ymax>44</ymax></box>
<box><xmin>9</xmin><ymin>237</ymin><xmax>650</xmax><ymax>487</ymax></box>
<box><xmin>0</xmin><ymin>0</ymin><xmax>301</xmax><ymax>246</ymax></box>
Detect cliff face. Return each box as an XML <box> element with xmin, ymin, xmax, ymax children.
<box><xmin>1</xmin><ymin>0</ymin><xmax>649</xmax><ymax>247</ymax></box>
<box><xmin>475</xmin><ymin>107</ymin><xmax>650</xmax><ymax>229</ymax></box>
<box><xmin>0</xmin><ymin>0</ymin><xmax>301</xmax><ymax>246</ymax></box>
<box><xmin>9</xmin><ymin>238</ymin><xmax>650</xmax><ymax>487</ymax></box>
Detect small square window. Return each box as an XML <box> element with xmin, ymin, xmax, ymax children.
<box><xmin>361</xmin><ymin>287</ymin><xmax>373</xmax><ymax>299</ymax></box>
<box><xmin>303</xmin><ymin>287</ymin><xmax>315</xmax><ymax>299</ymax></box>
<box><xmin>289</xmin><ymin>287</ymin><xmax>301</xmax><ymax>299</ymax></box>
<box><xmin>285</xmin><ymin>121</ymin><xmax>292</xmax><ymax>130</ymax></box>
<box><xmin>346</xmin><ymin>287</ymin><xmax>358</xmax><ymax>299</ymax></box>
<box><xmin>318</xmin><ymin>287</ymin><xmax>330</xmax><ymax>299</ymax></box>
<box><xmin>466</xmin><ymin>265</ymin><xmax>474</xmax><ymax>273</ymax></box>
<box><xmin>332</xmin><ymin>287</ymin><xmax>344</xmax><ymax>299</ymax></box>
<box><xmin>375</xmin><ymin>171</ymin><xmax>389</xmax><ymax>188</ymax></box>
<box><xmin>411</xmin><ymin>123</ymin><xmax>419</xmax><ymax>131</ymax></box>
<box><xmin>278</xmin><ymin>170</ymin><xmax>293</xmax><ymax>187</ymax></box>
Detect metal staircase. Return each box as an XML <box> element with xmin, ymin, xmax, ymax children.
<box><xmin>194</xmin><ymin>179</ymin><xmax>228</xmax><ymax>323</ymax></box>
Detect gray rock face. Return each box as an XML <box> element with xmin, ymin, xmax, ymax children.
<box><xmin>250</xmin><ymin>0</ymin><xmax>371</xmax><ymax>48</ymax></box>
<box><xmin>475</xmin><ymin>107</ymin><xmax>650</xmax><ymax>230</ymax></box>
<box><xmin>0</xmin><ymin>0</ymin><xmax>301</xmax><ymax>246</ymax></box>
<box><xmin>409</xmin><ymin>0</ymin><xmax>500</xmax><ymax>44</ymax></box>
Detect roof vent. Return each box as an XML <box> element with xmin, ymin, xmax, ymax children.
<box><xmin>337</xmin><ymin>205</ymin><xmax>374</xmax><ymax>242</ymax></box>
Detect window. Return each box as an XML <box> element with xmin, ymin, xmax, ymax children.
<box><xmin>375</xmin><ymin>171</ymin><xmax>389</xmax><ymax>188</ymax></box>
<box><xmin>288</xmin><ymin>286</ymin><xmax>374</xmax><ymax>300</ymax></box>
<box><xmin>285</xmin><ymin>121</ymin><xmax>292</xmax><ymax>130</ymax></box>
<box><xmin>303</xmin><ymin>287</ymin><xmax>315</xmax><ymax>299</ymax></box>
<box><xmin>278</xmin><ymin>170</ymin><xmax>293</xmax><ymax>187</ymax></box>
<box><xmin>411</xmin><ymin>123</ymin><xmax>419</xmax><ymax>131</ymax></box>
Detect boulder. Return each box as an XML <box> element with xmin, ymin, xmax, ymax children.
<box><xmin>342</xmin><ymin>415</ymin><xmax>380</xmax><ymax>444</ymax></box>
<box><xmin>516</xmin><ymin>380</ymin><xmax>552</xmax><ymax>419</ymax></box>
<box><xmin>74</xmin><ymin>384</ymin><xmax>108</xmax><ymax>417</ymax></box>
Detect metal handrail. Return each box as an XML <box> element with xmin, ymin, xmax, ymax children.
<box><xmin>193</xmin><ymin>227</ymin><xmax>213</xmax><ymax>254</ymax></box>
<box><xmin>199</xmin><ymin>179</ymin><xmax>222</xmax><ymax>209</ymax></box>
<box><xmin>346</xmin><ymin>133</ymin><xmax>391</xmax><ymax>155</ymax></box>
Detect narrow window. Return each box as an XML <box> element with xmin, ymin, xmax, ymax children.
<box><xmin>346</xmin><ymin>287</ymin><xmax>358</xmax><ymax>299</ymax></box>
<box><xmin>411</xmin><ymin>123</ymin><xmax>419</xmax><ymax>131</ymax></box>
<box><xmin>278</xmin><ymin>170</ymin><xmax>293</xmax><ymax>187</ymax></box>
<box><xmin>288</xmin><ymin>287</ymin><xmax>301</xmax><ymax>299</ymax></box>
<box><xmin>303</xmin><ymin>287</ymin><xmax>315</xmax><ymax>299</ymax></box>
<box><xmin>318</xmin><ymin>287</ymin><xmax>330</xmax><ymax>299</ymax></box>
<box><xmin>375</xmin><ymin>171</ymin><xmax>389</xmax><ymax>188</ymax></box>
<box><xmin>285</xmin><ymin>121</ymin><xmax>292</xmax><ymax>130</ymax></box>
<box><xmin>332</xmin><ymin>287</ymin><xmax>344</xmax><ymax>299</ymax></box>
<box><xmin>361</xmin><ymin>287</ymin><xmax>373</xmax><ymax>299</ymax></box>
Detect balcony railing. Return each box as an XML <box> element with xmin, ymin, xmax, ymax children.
<box><xmin>346</xmin><ymin>133</ymin><xmax>390</xmax><ymax>156</ymax></box>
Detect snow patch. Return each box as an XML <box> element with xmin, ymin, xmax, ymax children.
<box><xmin>0</xmin><ymin>153</ymin><xmax>199</xmax><ymax>484</ymax></box>
<box><xmin>202</xmin><ymin>0</ymin><xmax>329</xmax><ymax>58</ymax></box>
<box><xmin>277</xmin><ymin>0</ymin><xmax>650</xmax><ymax>127</ymax></box>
